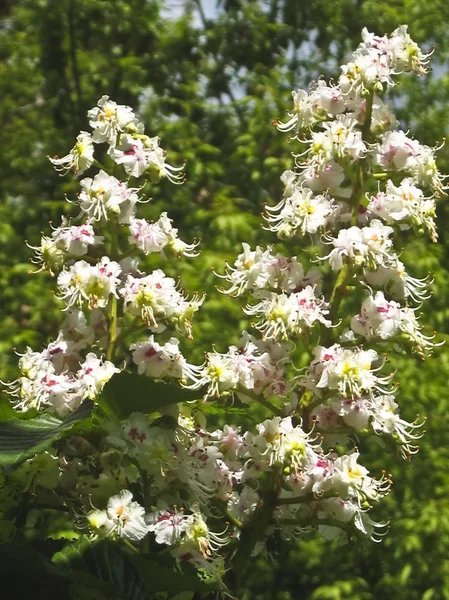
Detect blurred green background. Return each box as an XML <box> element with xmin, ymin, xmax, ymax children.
<box><xmin>1</xmin><ymin>0</ymin><xmax>449</xmax><ymax>598</ymax></box>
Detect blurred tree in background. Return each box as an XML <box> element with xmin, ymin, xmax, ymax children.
<box><xmin>1</xmin><ymin>0</ymin><xmax>449</xmax><ymax>597</ymax></box>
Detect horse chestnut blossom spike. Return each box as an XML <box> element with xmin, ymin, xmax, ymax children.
<box><xmin>1</xmin><ymin>27</ymin><xmax>445</xmax><ymax>588</ymax></box>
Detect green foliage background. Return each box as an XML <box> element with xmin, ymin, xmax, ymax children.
<box><xmin>1</xmin><ymin>0</ymin><xmax>449</xmax><ymax>597</ymax></box>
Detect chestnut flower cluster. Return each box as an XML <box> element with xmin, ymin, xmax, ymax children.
<box><xmin>1</xmin><ymin>26</ymin><xmax>443</xmax><ymax>590</ymax></box>
<box><xmin>5</xmin><ymin>97</ymin><xmax>201</xmax><ymax>419</ymax></box>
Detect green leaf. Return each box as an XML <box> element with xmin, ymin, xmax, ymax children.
<box><xmin>0</xmin><ymin>541</ymin><xmax>120</xmax><ymax>599</ymax></box>
<box><xmin>169</xmin><ymin>593</ymin><xmax>195</xmax><ymax>600</ymax></box>
<box><xmin>53</xmin><ymin>538</ymin><xmax>147</xmax><ymax>600</ymax></box>
<box><xmin>52</xmin><ymin>535</ymin><xmax>94</xmax><ymax>571</ymax></box>
<box><xmin>0</xmin><ymin>541</ymin><xmax>70</xmax><ymax>598</ymax></box>
<box><xmin>98</xmin><ymin>372</ymin><xmax>201</xmax><ymax>420</ymax></box>
<box><xmin>54</xmin><ymin>525</ymin><xmax>216</xmax><ymax>598</ymax></box>
<box><xmin>129</xmin><ymin>554</ymin><xmax>219</xmax><ymax>594</ymax></box>
<box><xmin>0</xmin><ymin>398</ymin><xmax>15</xmax><ymax>421</ymax></box>
<box><xmin>0</xmin><ymin>400</ymin><xmax>94</xmax><ymax>467</ymax></box>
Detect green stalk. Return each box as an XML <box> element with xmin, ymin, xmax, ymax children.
<box><xmin>106</xmin><ymin>295</ymin><xmax>118</xmax><ymax>362</ymax></box>
<box><xmin>276</xmin><ymin>517</ymin><xmax>354</xmax><ymax>536</ymax></box>
<box><xmin>277</xmin><ymin>491</ymin><xmax>338</xmax><ymax>505</ymax></box>
<box><xmin>112</xmin><ymin>317</ymin><xmax>145</xmax><ymax>353</ymax></box>
<box><xmin>232</xmin><ymin>467</ymin><xmax>282</xmax><ymax>582</ymax></box>
<box><xmin>106</xmin><ymin>219</ymin><xmax>119</xmax><ymax>362</ymax></box>
<box><xmin>237</xmin><ymin>388</ymin><xmax>284</xmax><ymax>417</ymax></box>
<box><xmin>225</xmin><ymin>509</ymin><xmax>243</xmax><ymax>530</ymax></box>
<box><xmin>93</xmin><ymin>158</ymin><xmax>110</xmax><ymax>173</ymax></box>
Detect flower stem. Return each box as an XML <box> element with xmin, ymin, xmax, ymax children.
<box><xmin>232</xmin><ymin>467</ymin><xmax>282</xmax><ymax>581</ymax></box>
<box><xmin>237</xmin><ymin>388</ymin><xmax>284</xmax><ymax>417</ymax></box>
<box><xmin>106</xmin><ymin>294</ymin><xmax>118</xmax><ymax>362</ymax></box>
<box><xmin>121</xmin><ymin>538</ymin><xmax>140</xmax><ymax>554</ymax></box>
<box><xmin>277</xmin><ymin>491</ymin><xmax>338</xmax><ymax>505</ymax></box>
<box><xmin>93</xmin><ymin>158</ymin><xmax>109</xmax><ymax>173</ymax></box>
<box><xmin>225</xmin><ymin>509</ymin><xmax>243</xmax><ymax>530</ymax></box>
<box><xmin>106</xmin><ymin>219</ymin><xmax>119</xmax><ymax>362</ymax></box>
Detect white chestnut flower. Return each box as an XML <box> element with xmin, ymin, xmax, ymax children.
<box><xmin>265</xmin><ymin>188</ymin><xmax>337</xmax><ymax>238</ymax></box>
<box><xmin>111</xmin><ymin>134</ymin><xmax>185</xmax><ymax>183</ymax></box>
<box><xmin>57</xmin><ymin>257</ymin><xmax>121</xmax><ymax>309</ymax></box>
<box><xmin>352</xmin><ymin>291</ymin><xmax>439</xmax><ymax>351</ymax></box>
<box><xmin>244</xmin><ymin>287</ymin><xmax>331</xmax><ymax>340</ymax></box>
<box><xmin>78</xmin><ymin>170</ymin><xmax>139</xmax><ymax>223</ymax></box>
<box><xmin>147</xmin><ymin>509</ymin><xmax>188</xmax><ymax>545</ymax></box>
<box><xmin>101</xmin><ymin>490</ymin><xmax>148</xmax><ymax>542</ymax></box>
<box><xmin>305</xmin><ymin>345</ymin><xmax>393</xmax><ymax>399</ymax></box>
<box><xmin>332</xmin><ymin>452</ymin><xmax>390</xmax><ymax>503</ymax></box>
<box><xmin>389</xmin><ymin>25</ymin><xmax>432</xmax><ymax>75</ymax></box>
<box><xmin>376</xmin><ymin>130</ymin><xmax>421</xmax><ymax>172</ymax></box>
<box><xmin>128</xmin><ymin>213</ymin><xmax>198</xmax><ymax>257</ymax></box>
<box><xmin>77</xmin><ymin>353</ymin><xmax>120</xmax><ymax>398</ymax></box>
<box><xmin>121</xmin><ymin>270</ymin><xmax>203</xmax><ymax>336</ymax></box>
<box><xmin>88</xmin><ymin>96</ymin><xmax>142</xmax><ymax>147</ymax></box>
<box><xmin>131</xmin><ymin>336</ymin><xmax>201</xmax><ymax>381</ymax></box>
<box><xmin>324</xmin><ymin>220</ymin><xmax>394</xmax><ymax>271</ymax></box>
<box><xmin>49</xmin><ymin>131</ymin><xmax>94</xmax><ymax>175</ymax></box>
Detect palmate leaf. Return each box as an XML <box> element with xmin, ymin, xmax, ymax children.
<box><xmin>129</xmin><ymin>553</ymin><xmax>220</xmax><ymax>595</ymax></box>
<box><xmin>0</xmin><ymin>541</ymin><xmax>121</xmax><ymax>600</ymax></box>
<box><xmin>0</xmin><ymin>398</ymin><xmax>16</xmax><ymax>421</ymax></box>
<box><xmin>0</xmin><ymin>400</ymin><xmax>94</xmax><ymax>468</ymax></box>
<box><xmin>53</xmin><ymin>537</ymin><xmax>142</xmax><ymax>600</ymax></box>
<box><xmin>54</xmin><ymin>536</ymin><xmax>219</xmax><ymax>598</ymax></box>
<box><xmin>98</xmin><ymin>372</ymin><xmax>202</xmax><ymax>420</ymax></box>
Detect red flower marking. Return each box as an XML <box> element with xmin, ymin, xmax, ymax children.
<box><xmin>145</xmin><ymin>347</ymin><xmax>159</xmax><ymax>359</ymax></box>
